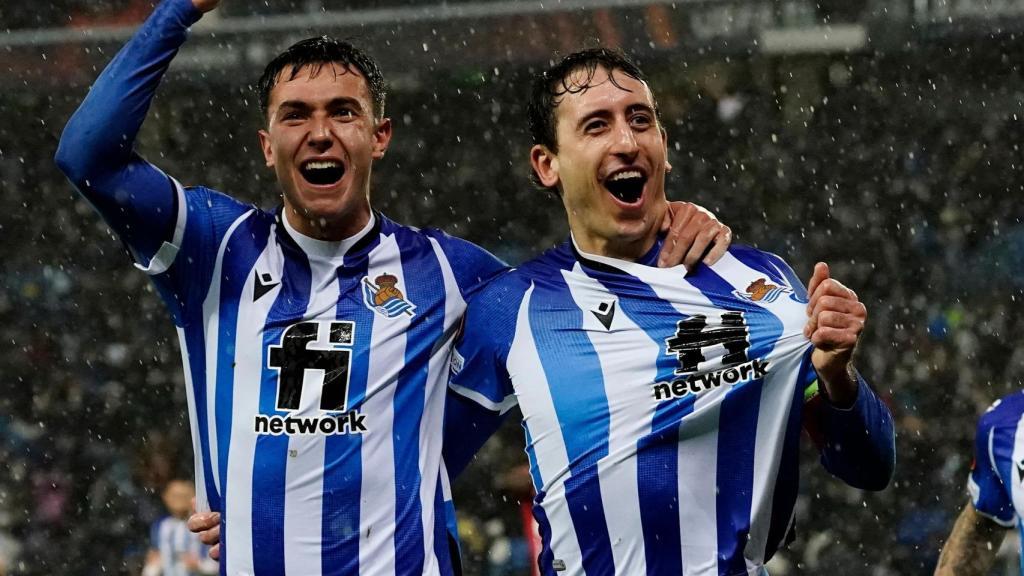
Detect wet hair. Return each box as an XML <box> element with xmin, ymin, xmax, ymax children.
<box><xmin>527</xmin><ymin>48</ymin><xmax>658</xmax><ymax>192</ymax></box>
<box><xmin>257</xmin><ymin>36</ymin><xmax>387</xmax><ymax>120</ymax></box>
<box><xmin>528</xmin><ymin>47</ymin><xmax>656</xmax><ymax>153</ymax></box>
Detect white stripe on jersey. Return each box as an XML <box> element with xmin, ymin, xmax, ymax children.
<box><xmin>223</xmin><ymin>229</ymin><xmax>284</xmax><ymax>576</ymax></box>
<box><xmin>563</xmin><ymin>264</ymin><xmax>653</xmax><ymax>574</ymax></box>
<box><xmin>358</xmin><ymin>233</ymin><xmax>406</xmax><ymax>575</ymax></box>
<box><xmin>202</xmin><ymin>209</ymin><xmax>256</xmax><ymax>502</ymax></box>
<box><xmin>509</xmin><ymin>285</ymin><xmax>586</xmax><ymax>570</ymax></box>
<box><xmin>282</xmin><ymin>255</ymin><xmax>342</xmax><ymax>575</ymax></box>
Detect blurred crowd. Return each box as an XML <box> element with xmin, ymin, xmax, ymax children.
<box><xmin>1</xmin><ymin>38</ymin><xmax>1023</xmax><ymax>575</ymax></box>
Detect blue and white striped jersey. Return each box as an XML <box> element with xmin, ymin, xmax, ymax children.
<box><xmin>968</xmin><ymin>392</ymin><xmax>1024</xmax><ymax>574</ymax></box>
<box><xmin>55</xmin><ymin>1</ymin><xmax>506</xmax><ymax>573</ymax></box>
<box><xmin>447</xmin><ymin>238</ymin><xmax>895</xmax><ymax>576</ymax></box>
<box><xmin>150</xmin><ymin>515</ymin><xmax>215</xmax><ymax>576</ymax></box>
<box><xmin>157</xmin><ymin>190</ymin><xmax>501</xmax><ymax>575</ymax></box>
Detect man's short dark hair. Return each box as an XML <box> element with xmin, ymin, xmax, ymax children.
<box><xmin>527</xmin><ymin>48</ymin><xmax>657</xmax><ymax>192</ymax></box>
<box><xmin>527</xmin><ymin>48</ymin><xmax>654</xmax><ymax>153</ymax></box>
<box><xmin>257</xmin><ymin>36</ymin><xmax>387</xmax><ymax>120</ymax></box>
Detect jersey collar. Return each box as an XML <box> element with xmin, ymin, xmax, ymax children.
<box><xmin>569</xmin><ymin>232</ymin><xmax>688</xmax><ymax>276</ymax></box>
<box><xmin>277</xmin><ymin>209</ymin><xmax>379</xmax><ymax>261</ymax></box>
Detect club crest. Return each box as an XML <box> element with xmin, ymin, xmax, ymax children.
<box><xmin>733</xmin><ymin>278</ymin><xmax>791</xmax><ymax>303</ymax></box>
<box><xmin>362</xmin><ymin>273</ymin><xmax>416</xmax><ymax>318</ymax></box>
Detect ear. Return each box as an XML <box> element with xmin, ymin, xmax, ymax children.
<box><xmin>258</xmin><ymin>128</ymin><xmax>274</xmax><ymax>168</ymax></box>
<box><xmin>661</xmin><ymin>126</ymin><xmax>672</xmax><ymax>173</ymax></box>
<box><xmin>371</xmin><ymin>117</ymin><xmax>393</xmax><ymax>160</ymax></box>
<box><xmin>530</xmin><ymin>144</ymin><xmax>560</xmax><ymax>189</ymax></box>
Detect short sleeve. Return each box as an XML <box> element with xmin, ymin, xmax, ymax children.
<box><xmin>969</xmin><ymin>410</ymin><xmax>1017</xmax><ymax>527</ymax></box>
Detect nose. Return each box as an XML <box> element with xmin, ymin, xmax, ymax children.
<box><xmin>307</xmin><ymin>117</ymin><xmax>333</xmax><ymax>152</ymax></box>
<box><xmin>610</xmin><ymin>121</ymin><xmax>639</xmax><ymax>159</ymax></box>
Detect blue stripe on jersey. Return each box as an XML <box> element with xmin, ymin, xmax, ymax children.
<box><xmin>533</xmin><ymin>490</ymin><xmax>558</xmax><ymax>576</ymax></box>
<box><xmin>523</xmin><ymin>422</ymin><xmax>544</xmax><ymax>497</ymax></box>
<box><xmin>764</xmin><ymin>347</ymin><xmax>814</xmax><ymax>559</ymax></box>
<box><xmin>529</xmin><ymin>276</ymin><xmax>615</xmax><ymax>576</ymax></box>
<box><xmin>251</xmin><ymin>245</ymin><xmax>312</xmax><ymax>576</ymax></box>
<box><xmin>393</xmin><ymin>231</ymin><xmax>447</xmax><ymax>574</ymax></box>
<box><xmin>684</xmin><ymin>268</ymin><xmax>784</xmax><ymax>576</ymax></box>
<box><xmin>215</xmin><ymin>214</ymin><xmax>271</xmax><ymax>520</ymax></box>
<box><xmin>320</xmin><ymin>250</ymin><xmax>375</xmax><ymax>575</ymax></box>
<box><xmin>993</xmin><ymin>427</ymin><xmax>1016</xmax><ymax>513</ymax></box>
<box><xmin>433</xmin><ymin>475</ymin><xmax>454</xmax><ymax>576</ymax></box>
<box><xmin>589</xmin><ymin>272</ymin><xmax>689</xmax><ymax>576</ymax></box>
<box><xmin>181</xmin><ymin>312</ymin><xmax>220</xmax><ymax>512</ymax></box>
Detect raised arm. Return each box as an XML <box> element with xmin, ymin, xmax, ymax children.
<box><xmin>802</xmin><ymin>262</ymin><xmax>895</xmax><ymax>490</ymax></box>
<box><xmin>54</xmin><ymin>0</ymin><xmax>216</xmax><ymax>263</ymax></box>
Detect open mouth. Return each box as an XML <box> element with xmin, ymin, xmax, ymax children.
<box><xmin>300</xmin><ymin>159</ymin><xmax>346</xmax><ymax>186</ymax></box>
<box><xmin>604</xmin><ymin>170</ymin><xmax>646</xmax><ymax>205</ymax></box>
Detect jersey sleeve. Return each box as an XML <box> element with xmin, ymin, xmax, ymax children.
<box><xmin>748</xmin><ymin>249</ymin><xmax>896</xmax><ymax>490</ymax></box>
<box><xmin>807</xmin><ymin>368</ymin><xmax>896</xmax><ymax>491</ymax></box>
<box><xmin>969</xmin><ymin>406</ymin><xmax>1017</xmax><ymax>526</ymax></box>
<box><xmin>422</xmin><ymin>229</ymin><xmax>508</xmax><ymax>301</ymax></box>
<box><xmin>54</xmin><ymin>0</ymin><xmax>202</xmax><ymax>276</ymax></box>
<box><xmin>442</xmin><ymin>275</ymin><xmax>522</xmax><ymax>478</ymax></box>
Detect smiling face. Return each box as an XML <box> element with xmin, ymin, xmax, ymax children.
<box><xmin>258</xmin><ymin>63</ymin><xmax>391</xmax><ymax>240</ymax></box>
<box><xmin>531</xmin><ymin>66</ymin><xmax>669</xmax><ymax>260</ymax></box>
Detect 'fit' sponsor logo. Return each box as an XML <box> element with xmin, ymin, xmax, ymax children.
<box><xmin>653</xmin><ymin>359</ymin><xmax>770</xmax><ymax>401</ymax></box>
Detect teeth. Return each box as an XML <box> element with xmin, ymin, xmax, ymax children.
<box><xmin>609</xmin><ymin>170</ymin><xmax>642</xmax><ymax>181</ymax></box>
<box><xmin>304</xmin><ymin>161</ymin><xmax>341</xmax><ymax>170</ymax></box>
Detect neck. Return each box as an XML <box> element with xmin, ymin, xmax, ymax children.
<box><xmin>571</xmin><ymin>230</ymin><xmax>659</xmax><ymax>262</ymax></box>
<box><xmin>283</xmin><ymin>203</ymin><xmax>371</xmax><ymax>242</ymax></box>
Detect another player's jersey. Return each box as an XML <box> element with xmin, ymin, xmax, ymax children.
<box><xmin>968</xmin><ymin>392</ymin><xmax>1024</xmax><ymax>573</ymax></box>
<box><xmin>54</xmin><ymin>0</ymin><xmax>505</xmax><ymax>573</ymax></box>
<box><xmin>150</xmin><ymin>515</ymin><xmax>214</xmax><ymax>576</ymax></box>
<box><xmin>448</xmin><ymin>239</ymin><xmax>893</xmax><ymax>576</ymax></box>
<box><xmin>153</xmin><ymin>189</ymin><xmax>500</xmax><ymax>575</ymax></box>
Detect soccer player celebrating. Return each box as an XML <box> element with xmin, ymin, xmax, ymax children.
<box><xmin>935</xmin><ymin>392</ymin><xmax>1024</xmax><ymax>576</ymax></box>
<box><xmin>443</xmin><ymin>49</ymin><xmax>896</xmax><ymax>575</ymax></box>
<box><xmin>54</xmin><ymin>0</ymin><xmax>729</xmax><ymax>573</ymax></box>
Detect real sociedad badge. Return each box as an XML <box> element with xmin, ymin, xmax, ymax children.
<box><xmin>362</xmin><ymin>273</ymin><xmax>416</xmax><ymax>318</ymax></box>
<box><xmin>733</xmin><ymin>278</ymin><xmax>792</xmax><ymax>304</ymax></box>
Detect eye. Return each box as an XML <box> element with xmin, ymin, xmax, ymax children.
<box><xmin>281</xmin><ymin>110</ymin><xmax>304</xmax><ymax>122</ymax></box>
<box><xmin>333</xmin><ymin>108</ymin><xmax>356</xmax><ymax>120</ymax></box>
<box><xmin>584</xmin><ymin>120</ymin><xmax>607</xmax><ymax>134</ymax></box>
<box><xmin>630</xmin><ymin>114</ymin><xmax>653</xmax><ymax>129</ymax></box>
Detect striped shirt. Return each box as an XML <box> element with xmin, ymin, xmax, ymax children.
<box><xmin>447</xmin><ymin>238</ymin><xmax>895</xmax><ymax>576</ymax></box>
<box><xmin>53</xmin><ymin>0</ymin><xmax>505</xmax><ymax>573</ymax></box>
<box><xmin>150</xmin><ymin>516</ymin><xmax>214</xmax><ymax>576</ymax></box>
<box><xmin>968</xmin><ymin>392</ymin><xmax>1024</xmax><ymax>574</ymax></box>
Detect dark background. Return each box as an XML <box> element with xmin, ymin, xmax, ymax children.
<box><xmin>2</xmin><ymin>0</ymin><xmax>1024</xmax><ymax>574</ymax></box>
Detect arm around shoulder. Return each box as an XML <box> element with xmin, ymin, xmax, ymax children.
<box><xmin>934</xmin><ymin>501</ymin><xmax>1008</xmax><ymax>576</ymax></box>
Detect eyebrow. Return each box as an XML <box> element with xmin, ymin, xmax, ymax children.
<box><xmin>575</xmin><ymin>103</ymin><xmax>656</xmax><ymax>131</ymax></box>
<box><xmin>276</xmin><ymin>97</ymin><xmax>364</xmax><ymax>115</ymax></box>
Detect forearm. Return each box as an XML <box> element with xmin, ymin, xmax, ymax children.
<box><xmin>814</xmin><ymin>372</ymin><xmax>895</xmax><ymax>490</ymax></box>
<box><xmin>55</xmin><ymin>0</ymin><xmax>201</xmax><ymax>254</ymax></box>
<box><xmin>57</xmin><ymin>0</ymin><xmax>200</xmax><ymax>179</ymax></box>
<box><xmin>934</xmin><ymin>502</ymin><xmax>1006</xmax><ymax>576</ymax></box>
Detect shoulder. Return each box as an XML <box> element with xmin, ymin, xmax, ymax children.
<box><xmin>181</xmin><ymin>185</ymin><xmax>268</xmax><ymax>232</ymax></box>
<box><xmin>978</xmin><ymin>392</ymin><xmax>1024</xmax><ymax>438</ymax></box>
<box><xmin>380</xmin><ymin>215</ymin><xmax>509</xmax><ymax>297</ymax></box>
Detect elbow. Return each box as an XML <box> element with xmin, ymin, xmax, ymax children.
<box><xmin>54</xmin><ymin>127</ymin><xmax>89</xmax><ymax>186</ymax></box>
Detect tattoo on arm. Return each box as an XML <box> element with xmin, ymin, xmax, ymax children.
<box><xmin>934</xmin><ymin>501</ymin><xmax>1008</xmax><ymax>576</ymax></box>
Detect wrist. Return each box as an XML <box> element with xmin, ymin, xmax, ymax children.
<box><xmin>818</xmin><ymin>361</ymin><xmax>858</xmax><ymax>408</ymax></box>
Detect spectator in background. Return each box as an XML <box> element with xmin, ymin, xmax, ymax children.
<box><xmin>143</xmin><ymin>479</ymin><xmax>215</xmax><ymax>576</ymax></box>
